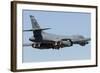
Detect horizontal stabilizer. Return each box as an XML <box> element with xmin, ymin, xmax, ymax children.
<box><xmin>23</xmin><ymin>28</ymin><xmax>51</xmax><ymax>32</ymax></box>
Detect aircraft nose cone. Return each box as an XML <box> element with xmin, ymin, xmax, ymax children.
<box><xmin>86</xmin><ymin>38</ymin><xmax>91</xmax><ymax>41</ymax></box>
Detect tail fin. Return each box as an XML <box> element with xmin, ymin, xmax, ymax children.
<box><xmin>30</xmin><ymin>15</ymin><xmax>41</xmax><ymax>29</ymax></box>
<box><xmin>23</xmin><ymin>15</ymin><xmax>51</xmax><ymax>42</ymax></box>
<box><xmin>23</xmin><ymin>15</ymin><xmax>51</xmax><ymax>31</ymax></box>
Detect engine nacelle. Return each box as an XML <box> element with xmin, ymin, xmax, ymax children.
<box><xmin>61</xmin><ymin>39</ymin><xmax>73</xmax><ymax>47</ymax></box>
<box><xmin>79</xmin><ymin>42</ymin><xmax>88</xmax><ymax>46</ymax></box>
<box><xmin>32</xmin><ymin>43</ymin><xmax>41</xmax><ymax>48</ymax></box>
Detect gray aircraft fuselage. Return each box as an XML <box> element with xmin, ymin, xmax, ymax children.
<box><xmin>23</xmin><ymin>15</ymin><xmax>90</xmax><ymax>49</ymax></box>
<box><xmin>29</xmin><ymin>31</ymin><xmax>90</xmax><ymax>49</ymax></box>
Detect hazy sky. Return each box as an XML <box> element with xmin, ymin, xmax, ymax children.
<box><xmin>22</xmin><ymin>10</ymin><xmax>91</xmax><ymax>63</ymax></box>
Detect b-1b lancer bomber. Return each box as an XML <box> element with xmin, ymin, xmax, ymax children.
<box><xmin>23</xmin><ymin>15</ymin><xmax>91</xmax><ymax>49</ymax></box>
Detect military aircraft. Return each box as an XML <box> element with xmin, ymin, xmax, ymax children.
<box><xmin>23</xmin><ymin>15</ymin><xmax>91</xmax><ymax>49</ymax></box>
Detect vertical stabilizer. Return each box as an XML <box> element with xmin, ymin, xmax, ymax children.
<box><xmin>30</xmin><ymin>15</ymin><xmax>43</xmax><ymax>41</ymax></box>
<box><xmin>30</xmin><ymin>15</ymin><xmax>41</xmax><ymax>30</ymax></box>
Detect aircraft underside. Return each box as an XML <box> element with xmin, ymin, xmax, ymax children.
<box><xmin>31</xmin><ymin>39</ymin><xmax>73</xmax><ymax>49</ymax></box>
<box><xmin>32</xmin><ymin>42</ymin><xmax>65</xmax><ymax>49</ymax></box>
